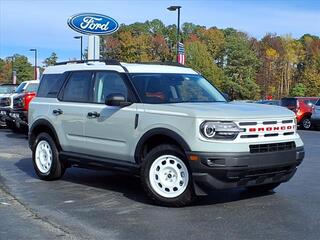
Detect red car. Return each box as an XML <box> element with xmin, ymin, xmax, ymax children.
<box><xmin>281</xmin><ymin>97</ymin><xmax>319</xmax><ymax>130</ymax></box>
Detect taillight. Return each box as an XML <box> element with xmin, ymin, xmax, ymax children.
<box><xmin>23</xmin><ymin>92</ymin><xmax>36</xmax><ymax>111</ymax></box>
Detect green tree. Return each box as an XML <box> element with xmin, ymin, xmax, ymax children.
<box><xmin>13</xmin><ymin>54</ymin><xmax>34</xmax><ymax>81</ymax></box>
<box><xmin>222</xmin><ymin>29</ymin><xmax>261</xmax><ymax>99</ymax></box>
<box><xmin>43</xmin><ymin>52</ymin><xmax>58</xmax><ymax>66</ymax></box>
<box><xmin>290</xmin><ymin>83</ymin><xmax>307</xmax><ymax>96</ymax></box>
<box><xmin>185</xmin><ymin>41</ymin><xmax>223</xmax><ymax>88</ymax></box>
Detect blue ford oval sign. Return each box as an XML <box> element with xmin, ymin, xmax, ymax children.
<box><xmin>67</xmin><ymin>13</ymin><xmax>119</xmax><ymax>35</ymax></box>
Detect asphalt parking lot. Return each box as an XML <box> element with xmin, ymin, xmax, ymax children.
<box><xmin>0</xmin><ymin>129</ymin><xmax>319</xmax><ymax>240</ymax></box>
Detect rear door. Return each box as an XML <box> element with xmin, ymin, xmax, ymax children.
<box><xmin>51</xmin><ymin>71</ymin><xmax>94</xmax><ymax>153</ymax></box>
<box><xmin>83</xmin><ymin>71</ymin><xmax>137</xmax><ymax>162</ymax></box>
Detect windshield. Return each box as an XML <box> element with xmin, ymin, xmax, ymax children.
<box><xmin>0</xmin><ymin>85</ymin><xmax>16</xmax><ymax>94</ymax></box>
<box><xmin>15</xmin><ymin>82</ymin><xmax>27</xmax><ymax>93</ymax></box>
<box><xmin>25</xmin><ymin>83</ymin><xmax>39</xmax><ymax>92</ymax></box>
<box><xmin>130</xmin><ymin>73</ymin><xmax>226</xmax><ymax>104</ymax></box>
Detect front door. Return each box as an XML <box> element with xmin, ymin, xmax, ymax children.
<box><xmin>83</xmin><ymin>71</ymin><xmax>137</xmax><ymax>162</ymax></box>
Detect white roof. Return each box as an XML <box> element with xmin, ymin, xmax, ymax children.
<box><xmin>21</xmin><ymin>80</ymin><xmax>40</xmax><ymax>84</ymax></box>
<box><xmin>43</xmin><ymin>62</ymin><xmax>198</xmax><ymax>75</ymax></box>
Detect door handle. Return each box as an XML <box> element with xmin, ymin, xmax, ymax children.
<box><xmin>52</xmin><ymin>109</ymin><xmax>63</xmax><ymax>115</ymax></box>
<box><xmin>87</xmin><ymin>111</ymin><xmax>100</xmax><ymax>118</ymax></box>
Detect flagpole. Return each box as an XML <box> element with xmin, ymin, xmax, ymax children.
<box><xmin>176</xmin><ymin>7</ymin><xmax>180</xmax><ymax>62</ymax></box>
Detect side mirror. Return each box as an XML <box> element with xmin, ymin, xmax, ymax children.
<box><xmin>105</xmin><ymin>93</ymin><xmax>131</xmax><ymax>107</ymax></box>
<box><xmin>222</xmin><ymin>93</ymin><xmax>230</xmax><ymax>102</ymax></box>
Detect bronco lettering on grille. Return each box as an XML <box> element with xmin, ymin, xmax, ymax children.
<box><xmin>249</xmin><ymin>125</ymin><xmax>294</xmax><ymax>132</ymax></box>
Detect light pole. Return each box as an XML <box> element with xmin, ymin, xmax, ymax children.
<box><xmin>29</xmin><ymin>49</ymin><xmax>37</xmax><ymax>80</ymax></box>
<box><xmin>74</xmin><ymin>36</ymin><xmax>83</xmax><ymax>60</ymax></box>
<box><xmin>8</xmin><ymin>56</ymin><xmax>14</xmax><ymax>83</ymax></box>
<box><xmin>167</xmin><ymin>5</ymin><xmax>181</xmax><ymax>62</ymax></box>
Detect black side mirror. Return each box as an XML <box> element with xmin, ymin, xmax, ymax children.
<box><xmin>105</xmin><ymin>93</ymin><xmax>131</xmax><ymax>107</ymax></box>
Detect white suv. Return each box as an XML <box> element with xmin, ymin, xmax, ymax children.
<box><xmin>28</xmin><ymin>60</ymin><xmax>304</xmax><ymax>206</ymax></box>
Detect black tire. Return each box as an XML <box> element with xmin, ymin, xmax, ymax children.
<box><xmin>246</xmin><ymin>183</ymin><xmax>281</xmax><ymax>193</ymax></box>
<box><xmin>32</xmin><ymin>132</ymin><xmax>65</xmax><ymax>181</ymax></box>
<box><xmin>140</xmin><ymin>144</ymin><xmax>195</xmax><ymax>207</ymax></box>
<box><xmin>300</xmin><ymin>117</ymin><xmax>312</xmax><ymax>130</ymax></box>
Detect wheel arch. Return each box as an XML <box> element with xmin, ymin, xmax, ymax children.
<box><xmin>29</xmin><ymin>119</ymin><xmax>61</xmax><ymax>151</ymax></box>
<box><xmin>134</xmin><ymin>128</ymin><xmax>191</xmax><ymax>164</ymax></box>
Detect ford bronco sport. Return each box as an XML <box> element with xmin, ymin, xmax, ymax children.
<box><xmin>28</xmin><ymin>60</ymin><xmax>304</xmax><ymax>206</ymax></box>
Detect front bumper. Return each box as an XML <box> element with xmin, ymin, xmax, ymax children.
<box><xmin>0</xmin><ymin>108</ymin><xmax>28</xmax><ymax>128</ymax></box>
<box><xmin>187</xmin><ymin>146</ymin><xmax>304</xmax><ymax>193</ymax></box>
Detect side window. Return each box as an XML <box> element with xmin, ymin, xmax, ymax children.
<box><xmin>62</xmin><ymin>71</ymin><xmax>93</xmax><ymax>102</ymax></box>
<box><xmin>316</xmin><ymin>100</ymin><xmax>320</xmax><ymax>106</ymax></box>
<box><xmin>37</xmin><ymin>74</ymin><xmax>64</xmax><ymax>98</ymax></box>
<box><xmin>93</xmin><ymin>72</ymin><xmax>128</xmax><ymax>103</ymax></box>
<box><xmin>25</xmin><ymin>83</ymin><xmax>39</xmax><ymax>93</ymax></box>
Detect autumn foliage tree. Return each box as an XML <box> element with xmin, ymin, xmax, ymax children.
<box><xmin>1</xmin><ymin>19</ymin><xmax>319</xmax><ymax>99</ymax></box>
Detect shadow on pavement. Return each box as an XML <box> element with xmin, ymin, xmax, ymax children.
<box><xmin>15</xmin><ymin>157</ymin><xmax>275</xmax><ymax>207</ymax></box>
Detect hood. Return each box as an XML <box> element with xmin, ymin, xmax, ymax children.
<box><xmin>143</xmin><ymin>102</ymin><xmax>295</xmax><ymax>120</ymax></box>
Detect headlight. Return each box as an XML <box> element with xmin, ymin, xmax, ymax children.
<box><xmin>200</xmin><ymin>121</ymin><xmax>243</xmax><ymax>140</ymax></box>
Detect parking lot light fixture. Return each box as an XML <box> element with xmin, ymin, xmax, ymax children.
<box><xmin>167</xmin><ymin>6</ymin><xmax>181</xmax><ymax>62</ymax></box>
<box><xmin>29</xmin><ymin>48</ymin><xmax>37</xmax><ymax>80</ymax></box>
<box><xmin>74</xmin><ymin>36</ymin><xmax>83</xmax><ymax>60</ymax></box>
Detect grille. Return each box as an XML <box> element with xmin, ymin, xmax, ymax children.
<box><xmin>249</xmin><ymin>141</ymin><xmax>296</xmax><ymax>153</ymax></box>
<box><xmin>0</xmin><ymin>97</ymin><xmax>10</xmax><ymax>107</ymax></box>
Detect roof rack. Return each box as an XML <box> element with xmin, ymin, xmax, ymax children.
<box><xmin>134</xmin><ymin>61</ymin><xmax>188</xmax><ymax>68</ymax></box>
<box><xmin>55</xmin><ymin>59</ymin><xmax>121</xmax><ymax>66</ymax></box>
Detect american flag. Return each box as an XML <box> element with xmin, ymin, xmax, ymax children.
<box><xmin>177</xmin><ymin>42</ymin><xmax>185</xmax><ymax>65</ymax></box>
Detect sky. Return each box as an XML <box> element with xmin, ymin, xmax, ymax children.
<box><xmin>0</xmin><ymin>0</ymin><xmax>320</xmax><ymax>65</ymax></box>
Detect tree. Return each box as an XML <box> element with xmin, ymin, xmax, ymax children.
<box><xmin>185</xmin><ymin>41</ymin><xmax>223</xmax><ymax>88</ymax></box>
<box><xmin>222</xmin><ymin>29</ymin><xmax>261</xmax><ymax>99</ymax></box>
<box><xmin>290</xmin><ymin>83</ymin><xmax>307</xmax><ymax>96</ymax></box>
<box><xmin>0</xmin><ymin>55</ymin><xmax>33</xmax><ymax>83</ymax></box>
<box><xmin>43</xmin><ymin>52</ymin><xmax>58</xmax><ymax>66</ymax></box>
<box><xmin>13</xmin><ymin>54</ymin><xmax>34</xmax><ymax>81</ymax></box>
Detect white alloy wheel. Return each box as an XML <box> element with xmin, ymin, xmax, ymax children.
<box><xmin>35</xmin><ymin>140</ymin><xmax>53</xmax><ymax>174</ymax></box>
<box><xmin>149</xmin><ymin>155</ymin><xmax>189</xmax><ymax>198</ymax></box>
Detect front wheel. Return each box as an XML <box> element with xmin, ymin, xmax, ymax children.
<box><xmin>32</xmin><ymin>132</ymin><xmax>65</xmax><ymax>181</ymax></box>
<box><xmin>141</xmin><ymin>144</ymin><xmax>195</xmax><ymax>207</ymax></box>
<box><xmin>300</xmin><ymin>117</ymin><xmax>312</xmax><ymax>130</ymax></box>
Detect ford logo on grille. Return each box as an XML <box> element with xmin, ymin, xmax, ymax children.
<box><xmin>67</xmin><ymin>13</ymin><xmax>119</xmax><ymax>35</ymax></box>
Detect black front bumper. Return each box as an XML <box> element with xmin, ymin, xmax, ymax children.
<box><xmin>188</xmin><ymin>146</ymin><xmax>304</xmax><ymax>193</ymax></box>
<box><xmin>0</xmin><ymin>108</ymin><xmax>28</xmax><ymax>128</ymax></box>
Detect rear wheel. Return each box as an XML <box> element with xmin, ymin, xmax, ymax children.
<box><xmin>300</xmin><ymin>117</ymin><xmax>312</xmax><ymax>130</ymax></box>
<box><xmin>141</xmin><ymin>144</ymin><xmax>195</xmax><ymax>207</ymax></box>
<box><xmin>246</xmin><ymin>183</ymin><xmax>281</xmax><ymax>193</ymax></box>
<box><xmin>32</xmin><ymin>132</ymin><xmax>65</xmax><ymax>180</ymax></box>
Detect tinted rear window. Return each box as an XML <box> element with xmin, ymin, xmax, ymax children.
<box><xmin>37</xmin><ymin>74</ymin><xmax>64</xmax><ymax>98</ymax></box>
<box><xmin>281</xmin><ymin>98</ymin><xmax>297</xmax><ymax>107</ymax></box>
<box><xmin>316</xmin><ymin>99</ymin><xmax>320</xmax><ymax>106</ymax></box>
